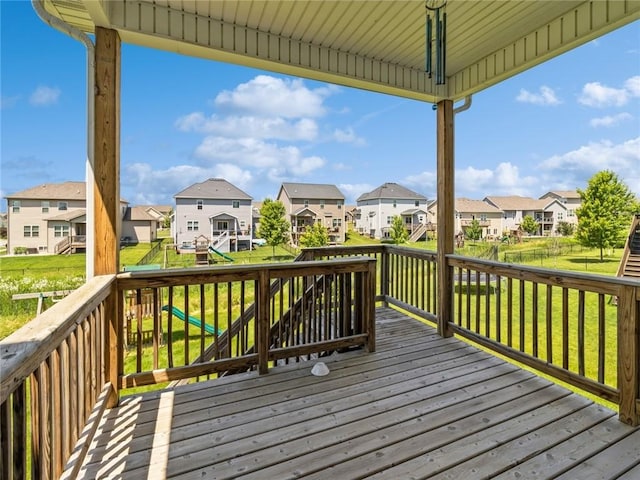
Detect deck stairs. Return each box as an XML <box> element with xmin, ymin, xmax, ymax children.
<box><xmin>211</xmin><ymin>230</ymin><xmax>230</xmax><ymax>252</ymax></box>
<box><xmin>617</xmin><ymin>215</ymin><xmax>640</xmax><ymax>279</ymax></box>
<box><xmin>408</xmin><ymin>223</ymin><xmax>428</xmax><ymax>242</ymax></box>
<box><xmin>55</xmin><ymin>237</ymin><xmax>72</xmax><ymax>255</ymax></box>
<box><xmin>168</xmin><ymin>252</ymin><xmax>337</xmax><ymax>386</ymax></box>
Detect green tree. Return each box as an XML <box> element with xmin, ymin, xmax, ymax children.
<box><xmin>299</xmin><ymin>221</ymin><xmax>329</xmax><ymax>248</ymax></box>
<box><xmin>465</xmin><ymin>219</ymin><xmax>482</xmax><ymax>241</ymax></box>
<box><xmin>257</xmin><ymin>199</ymin><xmax>290</xmax><ymax>258</ymax></box>
<box><xmin>576</xmin><ymin>170</ymin><xmax>639</xmax><ymax>261</ymax></box>
<box><xmin>520</xmin><ymin>215</ymin><xmax>539</xmax><ymax>235</ymax></box>
<box><xmin>556</xmin><ymin>221</ymin><xmax>575</xmax><ymax>237</ymax></box>
<box><xmin>389</xmin><ymin>216</ymin><xmax>409</xmax><ymax>244</ymax></box>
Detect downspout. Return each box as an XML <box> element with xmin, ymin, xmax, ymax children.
<box><xmin>453</xmin><ymin>95</ymin><xmax>472</xmax><ymax>115</ymax></box>
<box><xmin>31</xmin><ymin>0</ymin><xmax>96</xmax><ymax>279</ymax></box>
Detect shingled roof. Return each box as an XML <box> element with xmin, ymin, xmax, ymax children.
<box><xmin>279</xmin><ymin>183</ymin><xmax>344</xmax><ymax>200</ymax></box>
<box><xmin>174</xmin><ymin>178</ymin><xmax>252</xmax><ymax>200</ymax></box>
<box><xmin>484</xmin><ymin>195</ymin><xmax>549</xmax><ymax>211</ymax></box>
<box><xmin>357</xmin><ymin>182</ymin><xmax>426</xmax><ymax>202</ymax></box>
<box><xmin>6</xmin><ymin>181</ymin><xmax>86</xmax><ymax>200</ymax></box>
<box><xmin>455</xmin><ymin>198</ymin><xmax>502</xmax><ymax>214</ymax></box>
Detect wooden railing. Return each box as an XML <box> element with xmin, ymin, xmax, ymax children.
<box><xmin>447</xmin><ymin>254</ymin><xmax>640</xmax><ymax>426</ymax></box>
<box><xmin>303</xmin><ymin>244</ymin><xmax>639</xmax><ymax>426</ymax></box>
<box><xmin>0</xmin><ymin>276</ymin><xmax>116</xmax><ymax>480</ymax></box>
<box><xmin>116</xmin><ymin>257</ymin><xmax>376</xmax><ymax>390</ymax></box>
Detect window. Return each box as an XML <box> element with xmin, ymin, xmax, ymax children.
<box><xmin>216</xmin><ymin>221</ymin><xmax>228</xmax><ymax>231</ymax></box>
<box><xmin>41</xmin><ymin>201</ymin><xmax>50</xmax><ymax>213</ymax></box>
<box><xmin>415</xmin><ymin>200</ymin><xmax>419</xmax><ymax>207</ymax></box>
<box><xmin>304</xmin><ymin>200</ymin><xmax>309</xmax><ymax>208</ymax></box>
<box><xmin>337</xmin><ymin>201</ymin><xmax>343</xmax><ymax>209</ymax></box>
<box><xmin>480</xmin><ymin>214</ymin><xmax>487</xmax><ymax>221</ymax></box>
<box><xmin>557</xmin><ymin>212</ymin><xmax>564</xmax><ymax>221</ymax></box>
<box><xmin>393</xmin><ymin>200</ymin><xmax>397</xmax><ymax>208</ymax></box>
<box><xmin>568</xmin><ymin>209</ymin><xmax>575</xmax><ymax>217</ymax></box>
<box><xmin>11</xmin><ymin>200</ymin><xmax>20</xmax><ymax>213</ymax></box>
<box><xmin>187</xmin><ymin>221</ymin><xmax>199</xmax><ymax>231</ymax></box>
<box><xmin>320</xmin><ymin>200</ymin><xmax>325</xmax><ymax>209</ymax></box>
<box><xmin>232</xmin><ymin>200</ymin><xmax>240</xmax><ymax>209</ymax></box>
<box><xmin>332</xmin><ymin>218</ymin><xmax>342</xmax><ymax>227</ymax></box>
<box><xmin>24</xmin><ymin>225</ymin><xmax>39</xmax><ymax>237</ymax></box>
<box><xmin>58</xmin><ymin>202</ymin><xmax>68</xmax><ymax>211</ymax></box>
<box><xmin>386</xmin><ymin>216</ymin><xmax>392</xmax><ymax>225</ymax></box>
<box><xmin>54</xmin><ymin>225</ymin><xmax>70</xmax><ymax>237</ymax></box>
<box><xmin>196</xmin><ymin>200</ymin><xmax>203</xmax><ymax>210</ymax></box>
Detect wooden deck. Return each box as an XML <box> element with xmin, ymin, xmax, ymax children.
<box><xmin>76</xmin><ymin>307</ymin><xmax>640</xmax><ymax>479</ymax></box>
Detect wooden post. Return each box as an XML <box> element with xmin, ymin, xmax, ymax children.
<box><xmin>617</xmin><ymin>285</ymin><xmax>639</xmax><ymax>426</ymax></box>
<box><xmin>381</xmin><ymin>247</ymin><xmax>389</xmax><ymax>307</ymax></box>
<box><xmin>94</xmin><ymin>27</ymin><xmax>121</xmax><ymax>406</ymax></box>
<box><xmin>367</xmin><ymin>259</ymin><xmax>377</xmax><ymax>353</ymax></box>
<box><xmin>257</xmin><ymin>270</ymin><xmax>270</xmax><ymax>374</ymax></box>
<box><xmin>94</xmin><ymin>26</ymin><xmax>120</xmax><ymax>277</ymax></box>
<box><xmin>436</xmin><ymin>99</ymin><xmax>454</xmax><ymax>338</ymax></box>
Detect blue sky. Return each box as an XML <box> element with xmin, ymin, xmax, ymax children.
<box><xmin>1</xmin><ymin>2</ymin><xmax>639</xmax><ymax>211</ymax></box>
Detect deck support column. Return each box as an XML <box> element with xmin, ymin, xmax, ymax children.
<box><xmin>618</xmin><ymin>285</ymin><xmax>639</xmax><ymax>426</ymax></box>
<box><xmin>436</xmin><ymin>99</ymin><xmax>454</xmax><ymax>338</ymax></box>
<box><xmin>94</xmin><ymin>27</ymin><xmax>121</xmax><ymax>406</ymax></box>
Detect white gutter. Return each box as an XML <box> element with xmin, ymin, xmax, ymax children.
<box><xmin>31</xmin><ymin>0</ymin><xmax>96</xmax><ymax>279</ymax></box>
<box><xmin>453</xmin><ymin>95</ymin><xmax>472</xmax><ymax>115</ymax></box>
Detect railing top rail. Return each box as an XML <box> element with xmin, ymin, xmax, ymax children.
<box><xmin>303</xmin><ymin>244</ymin><xmax>437</xmax><ymax>259</ymax></box>
<box><xmin>447</xmin><ymin>253</ymin><xmax>640</xmax><ymax>292</ymax></box>
<box><xmin>0</xmin><ymin>275</ymin><xmax>115</xmax><ymax>404</ymax></box>
<box><xmin>116</xmin><ymin>256</ymin><xmax>377</xmax><ymax>289</ymax></box>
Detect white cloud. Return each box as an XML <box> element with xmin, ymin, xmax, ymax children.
<box><xmin>338</xmin><ymin>183</ymin><xmax>375</xmax><ymax>203</ymax></box>
<box><xmin>193</xmin><ymin>136</ymin><xmax>325</xmax><ymax>180</ymax></box>
<box><xmin>29</xmin><ymin>86</ymin><xmax>61</xmax><ymax>106</ymax></box>
<box><xmin>516</xmin><ymin>86</ymin><xmax>561</xmax><ymax>106</ymax></box>
<box><xmin>577</xmin><ymin>76</ymin><xmax>640</xmax><ymax>107</ymax></box>
<box><xmin>452</xmin><ymin>162</ymin><xmax>538</xmax><ymax>197</ymax></box>
<box><xmin>214</xmin><ymin>75</ymin><xmax>336</xmax><ymax>118</ymax></box>
<box><xmin>176</xmin><ymin>114</ymin><xmax>318</xmax><ymax>141</ymax></box>
<box><xmin>589</xmin><ymin>112</ymin><xmax>633</xmax><ymax>128</ymax></box>
<box><xmin>332</xmin><ymin>127</ymin><xmax>366</xmax><ymax>146</ymax></box>
<box><xmin>404</xmin><ymin>171</ymin><xmax>437</xmax><ymax>195</ymax></box>
<box><xmin>624</xmin><ymin>75</ymin><xmax>640</xmax><ymax>97</ymax></box>
<box><xmin>540</xmin><ymin>137</ymin><xmax>640</xmax><ymax>196</ymax></box>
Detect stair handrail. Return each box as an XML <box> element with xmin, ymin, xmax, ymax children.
<box><xmin>616</xmin><ymin>214</ymin><xmax>640</xmax><ymax>277</ymax></box>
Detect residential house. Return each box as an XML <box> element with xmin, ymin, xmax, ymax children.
<box><xmin>443</xmin><ymin>198</ymin><xmax>503</xmax><ymax>240</ymax></box>
<box><xmin>484</xmin><ymin>195</ymin><xmax>561</xmax><ymax>236</ymax></box>
<box><xmin>355</xmin><ymin>183</ymin><xmax>430</xmax><ymax>240</ymax></box>
<box><xmin>146</xmin><ymin>205</ymin><xmax>172</xmax><ymax>230</ymax></box>
<box><xmin>173</xmin><ymin>178</ymin><xmax>253</xmax><ymax>252</ymax></box>
<box><xmin>121</xmin><ymin>206</ymin><xmax>159</xmax><ymax>243</ymax></box>
<box><xmin>540</xmin><ymin>190</ymin><xmax>581</xmax><ymax>228</ymax></box>
<box><xmin>6</xmin><ymin>182</ymin><xmax>88</xmax><ymax>254</ymax></box>
<box><xmin>5</xmin><ymin>181</ymin><xmax>157</xmax><ymax>254</ymax></box>
<box><xmin>277</xmin><ymin>183</ymin><xmax>346</xmax><ymax>246</ymax></box>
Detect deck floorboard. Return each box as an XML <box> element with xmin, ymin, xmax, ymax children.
<box><xmin>76</xmin><ymin>307</ymin><xmax>640</xmax><ymax>479</ymax></box>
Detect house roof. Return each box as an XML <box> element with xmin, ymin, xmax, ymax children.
<box><xmin>46</xmin><ymin>209</ymin><xmax>87</xmax><ymax>222</ymax></box>
<box><xmin>40</xmin><ymin>1</ymin><xmax>638</xmax><ymax>104</ymax></box>
<box><xmin>279</xmin><ymin>183</ymin><xmax>344</xmax><ymax>200</ymax></box>
<box><xmin>483</xmin><ymin>195</ymin><xmax>549</xmax><ymax>211</ymax></box>
<box><xmin>401</xmin><ymin>208</ymin><xmax>428</xmax><ymax>216</ymax></box>
<box><xmin>147</xmin><ymin>205</ymin><xmax>172</xmax><ymax>215</ymax></box>
<box><xmin>122</xmin><ymin>206</ymin><xmax>157</xmax><ymax>222</ymax></box>
<box><xmin>174</xmin><ymin>178</ymin><xmax>252</xmax><ymax>200</ymax></box>
<box><xmin>455</xmin><ymin>198</ymin><xmax>502</xmax><ymax>214</ymax></box>
<box><xmin>357</xmin><ymin>183</ymin><xmax>427</xmax><ymax>202</ymax></box>
<box><xmin>292</xmin><ymin>207</ymin><xmax>319</xmax><ymax>217</ymax></box>
<box><xmin>540</xmin><ymin>190</ymin><xmax>581</xmax><ymax>200</ymax></box>
<box><xmin>7</xmin><ymin>181</ymin><xmax>86</xmax><ymax>200</ymax></box>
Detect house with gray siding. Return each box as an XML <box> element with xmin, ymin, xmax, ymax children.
<box><xmin>5</xmin><ymin>181</ymin><xmax>156</xmax><ymax>254</ymax></box>
<box><xmin>277</xmin><ymin>182</ymin><xmax>346</xmax><ymax>246</ymax></box>
<box><xmin>173</xmin><ymin>178</ymin><xmax>253</xmax><ymax>252</ymax></box>
<box><xmin>355</xmin><ymin>183</ymin><xmax>430</xmax><ymax>240</ymax></box>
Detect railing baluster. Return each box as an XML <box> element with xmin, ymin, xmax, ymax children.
<box><xmin>532</xmin><ymin>282</ymin><xmax>538</xmax><ymax>358</ymax></box>
<box><xmin>578</xmin><ymin>290</ymin><xmax>585</xmax><ymax>377</ymax></box>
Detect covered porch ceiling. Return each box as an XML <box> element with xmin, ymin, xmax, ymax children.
<box><xmin>41</xmin><ymin>0</ymin><xmax>639</xmax><ymax>103</ymax></box>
